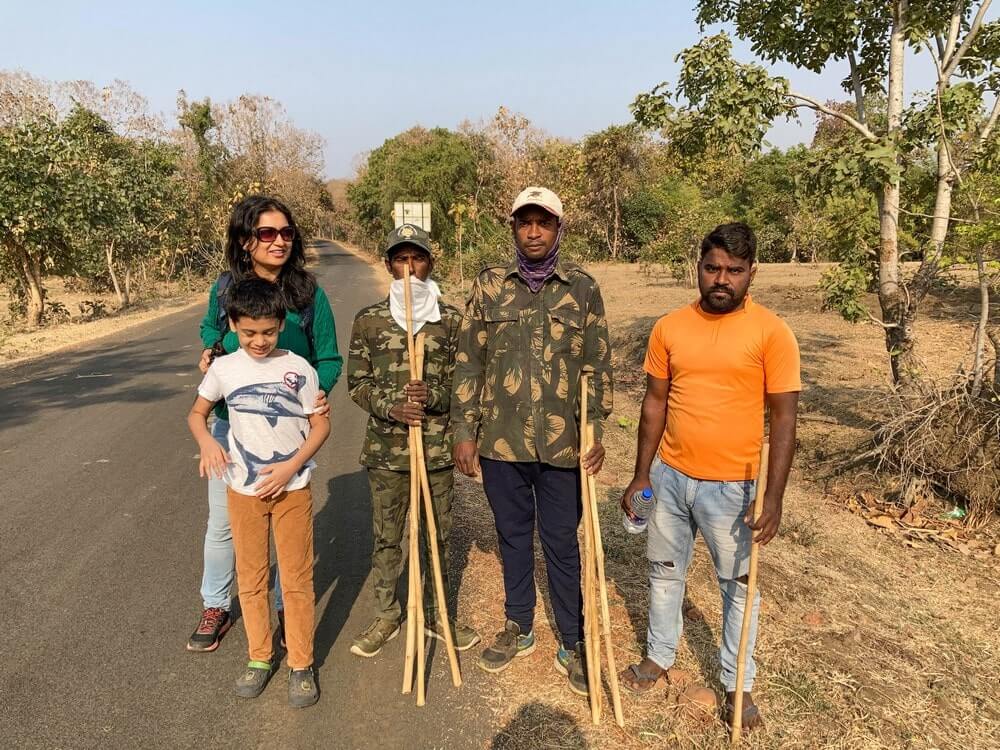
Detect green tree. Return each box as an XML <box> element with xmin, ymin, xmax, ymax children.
<box><xmin>633</xmin><ymin>1</ymin><xmax>1000</xmax><ymax>385</ymax></box>
<box><xmin>347</xmin><ymin>127</ymin><xmax>485</xmax><ymax>253</ymax></box>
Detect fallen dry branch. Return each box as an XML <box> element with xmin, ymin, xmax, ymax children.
<box><xmin>862</xmin><ymin>382</ymin><xmax>1000</xmax><ymax>525</ymax></box>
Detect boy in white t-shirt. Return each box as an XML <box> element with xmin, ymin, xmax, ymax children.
<box><xmin>188</xmin><ymin>278</ymin><xmax>330</xmax><ymax>708</ymax></box>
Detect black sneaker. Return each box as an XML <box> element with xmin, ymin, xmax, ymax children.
<box><xmin>186</xmin><ymin>607</ymin><xmax>231</xmax><ymax>652</ymax></box>
<box><xmin>288</xmin><ymin>667</ymin><xmax>319</xmax><ymax>708</ymax></box>
<box><xmin>235</xmin><ymin>660</ymin><xmax>272</xmax><ymax>698</ymax></box>
<box><xmin>477</xmin><ymin>620</ymin><xmax>535</xmax><ymax>674</ymax></box>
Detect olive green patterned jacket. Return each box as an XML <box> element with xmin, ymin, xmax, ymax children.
<box><xmin>348</xmin><ymin>299</ymin><xmax>461</xmax><ymax>471</ymax></box>
<box><xmin>451</xmin><ymin>259</ymin><xmax>613</xmax><ymax>468</ymax></box>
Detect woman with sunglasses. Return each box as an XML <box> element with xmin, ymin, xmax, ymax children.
<box><xmin>187</xmin><ymin>195</ymin><xmax>343</xmax><ymax>654</ymax></box>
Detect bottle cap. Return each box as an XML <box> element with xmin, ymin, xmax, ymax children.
<box><xmin>642</xmin><ymin>488</ymin><xmax>653</xmax><ymax>498</ymax></box>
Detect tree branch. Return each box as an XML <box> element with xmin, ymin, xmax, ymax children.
<box><xmin>943</xmin><ymin>0</ymin><xmax>964</xmax><ymax>64</ymax></box>
<box><xmin>976</xmin><ymin>96</ymin><xmax>1000</xmax><ymax>150</ymax></box>
<box><xmin>847</xmin><ymin>49</ymin><xmax>867</xmax><ymax>123</ymax></box>
<box><xmin>943</xmin><ymin>0</ymin><xmax>993</xmax><ymax>80</ymax></box>
<box><xmin>787</xmin><ymin>91</ymin><xmax>877</xmax><ymax>141</ymax></box>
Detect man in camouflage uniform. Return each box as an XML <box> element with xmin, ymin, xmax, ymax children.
<box><xmin>347</xmin><ymin>223</ymin><xmax>480</xmax><ymax>657</ymax></box>
<box><xmin>451</xmin><ymin>187</ymin><xmax>613</xmax><ymax>696</ymax></box>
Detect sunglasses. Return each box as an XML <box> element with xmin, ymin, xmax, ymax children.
<box><xmin>254</xmin><ymin>226</ymin><xmax>296</xmax><ymax>243</ymax></box>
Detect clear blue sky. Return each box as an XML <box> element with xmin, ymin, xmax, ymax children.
<box><xmin>0</xmin><ymin>0</ymin><xmax>967</xmax><ymax>178</ymax></box>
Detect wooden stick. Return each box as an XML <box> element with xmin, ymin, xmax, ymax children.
<box><xmin>586</xmin><ymin>422</ymin><xmax>625</xmax><ymax>727</ymax></box>
<box><xmin>402</xmin><ymin>429</ymin><xmax>418</xmax><ymax>694</ymax></box>
<box><xmin>413</xmin><ymin>389</ymin><xmax>463</xmax><ymax>687</ymax></box>
<box><xmin>402</xmin><ymin>267</ymin><xmax>420</xmax><ymax>696</ymax></box>
<box><xmin>414</xmin><ymin>331</ymin><xmax>426</xmax><ymax>707</ymax></box>
<box><xmin>578</xmin><ymin>375</ymin><xmax>600</xmax><ymax>724</ymax></box>
<box><xmin>731</xmin><ymin>441</ymin><xmax>770</xmax><ymax>745</ymax></box>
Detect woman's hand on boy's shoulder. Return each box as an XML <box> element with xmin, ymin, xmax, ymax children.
<box><xmin>198</xmin><ymin>439</ymin><xmax>230</xmax><ymax>479</ymax></box>
<box><xmin>313</xmin><ymin>390</ymin><xmax>330</xmax><ymax>417</ymax></box>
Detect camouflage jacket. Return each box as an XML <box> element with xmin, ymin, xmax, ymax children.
<box><xmin>348</xmin><ymin>298</ymin><xmax>461</xmax><ymax>471</ymax></box>
<box><xmin>451</xmin><ymin>259</ymin><xmax>613</xmax><ymax>468</ymax></box>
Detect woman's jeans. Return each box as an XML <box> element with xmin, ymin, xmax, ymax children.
<box><xmin>200</xmin><ymin>418</ymin><xmax>283</xmax><ymax>611</ymax></box>
<box><xmin>645</xmin><ymin>457</ymin><xmax>760</xmax><ymax>692</ymax></box>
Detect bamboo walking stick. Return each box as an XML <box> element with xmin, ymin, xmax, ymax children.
<box><xmin>402</xmin><ymin>431</ymin><xmax>418</xmax><ymax>694</ymax></box>
<box><xmin>414</xmin><ymin>332</ymin><xmax>426</xmax><ymax>707</ymax></box>
<box><xmin>578</xmin><ymin>375</ymin><xmax>600</xmax><ymax>723</ymax></box>
<box><xmin>731</xmin><ymin>441</ymin><xmax>770</xmax><ymax>744</ymax></box>
<box><xmin>400</xmin><ymin>265</ymin><xmax>462</xmax><ymax>699</ymax></box>
<box><xmin>401</xmin><ymin>268</ymin><xmax>421</xmax><ymax>696</ymax></box>
<box><xmin>585</xmin><ymin>420</ymin><xmax>625</xmax><ymax>728</ymax></box>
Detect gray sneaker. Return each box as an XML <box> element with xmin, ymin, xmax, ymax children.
<box><xmin>477</xmin><ymin>620</ymin><xmax>536</xmax><ymax>673</ymax></box>
<box><xmin>425</xmin><ymin>619</ymin><xmax>482</xmax><ymax>651</ymax></box>
<box><xmin>234</xmin><ymin>660</ymin><xmax>272</xmax><ymax>698</ymax></box>
<box><xmin>350</xmin><ymin>618</ymin><xmax>401</xmax><ymax>658</ymax></box>
<box><xmin>288</xmin><ymin>667</ymin><xmax>319</xmax><ymax>708</ymax></box>
<box><xmin>554</xmin><ymin>642</ymin><xmax>589</xmax><ymax>696</ymax></box>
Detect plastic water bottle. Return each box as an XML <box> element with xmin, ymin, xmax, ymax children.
<box><xmin>623</xmin><ymin>487</ymin><xmax>655</xmax><ymax>534</ymax></box>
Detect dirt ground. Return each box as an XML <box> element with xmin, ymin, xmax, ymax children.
<box><xmin>0</xmin><ymin>277</ymin><xmax>205</xmax><ymax>369</ymax></box>
<box><xmin>444</xmin><ymin>262</ymin><xmax>1000</xmax><ymax>750</ymax></box>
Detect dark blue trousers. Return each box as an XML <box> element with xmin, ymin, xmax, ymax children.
<box><xmin>480</xmin><ymin>458</ymin><xmax>583</xmax><ymax>648</ymax></box>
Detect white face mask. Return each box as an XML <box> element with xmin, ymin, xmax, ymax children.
<box><xmin>389</xmin><ymin>276</ymin><xmax>442</xmax><ymax>334</ymax></box>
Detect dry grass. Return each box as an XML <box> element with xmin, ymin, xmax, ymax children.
<box><xmin>446</xmin><ymin>262</ymin><xmax>1000</xmax><ymax>750</ymax></box>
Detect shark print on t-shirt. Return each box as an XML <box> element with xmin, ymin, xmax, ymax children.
<box><xmin>198</xmin><ymin>348</ymin><xmax>320</xmax><ymax>495</ymax></box>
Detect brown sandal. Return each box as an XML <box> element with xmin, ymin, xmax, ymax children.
<box><xmin>619</xmin><ymin>661</ymin><xmax>666</xmax><ymax>694</ymax></box>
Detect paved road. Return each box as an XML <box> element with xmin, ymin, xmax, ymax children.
<box><xmin>0</xmin><ymin>243</ymin><xmax>493</xmax><ymax>750</ymax></box>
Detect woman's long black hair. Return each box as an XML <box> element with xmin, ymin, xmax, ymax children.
<box><xmin>224</xmin><ymin>195</ymin><xmax>317</xmax><ymax>313</ymax></box>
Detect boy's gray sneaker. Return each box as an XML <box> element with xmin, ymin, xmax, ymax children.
<box><xmin>235</xmin><ymin>660</ymin><xmax>272</xmax><ymax>698</ymax></box>
<box><xmin>288</xmin><ymin>667</ymin><xmax>319</xmax><ymax>708</ymax></box>
<box><xmin>425</xmin><ymin>619</ymin><xmax>482</xmax><ymax>651</ymax></box>
<box><xmin>477</xmin><ymin>620</ymin><xmax>535</xmax><ymax>673</ymax></box>
<box><xmin>554</xmin><ymin>642</ymin><xmax>589</xmax><ymax>696</ymax></box>
<box><xmin>350</xmin><ymin>618</ymin><xmax>401</xmax><ymax>657</ymax></box>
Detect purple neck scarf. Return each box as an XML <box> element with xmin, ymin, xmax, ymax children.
<box><xmin>515</xmin><ymin>225</ymin><xmax>563</xmax><ymax>293</ymax></box>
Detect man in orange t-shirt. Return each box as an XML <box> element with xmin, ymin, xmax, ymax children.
<box><xmin>618</xmin><ymin>223</ymin><xmax>800</xmax><ymax>732</ymax></box>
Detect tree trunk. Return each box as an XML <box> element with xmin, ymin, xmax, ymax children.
<box><xmin>879</xmin><ymin>0</ymin><xmax>916</xmax><ymax>386</ymax></box>
<box><xmin>913</xmin><ymin>139</ymin><xmax>957</xmax><ymax>299</ymax></box>
<box><xmin>970</xmin><ymin>236</ymin><xmax>989</xmax><ymax>395</ymax></box>
<box><xmin>123</xmin><ymin>265</ymin><xmax>132</xmax><ymax>308</ymax></box>
<box><xmin>12</xmin><ymin>242</ymin><xmax>45</xmax><ymax>327</ymax></box>
<box><xmin>612</xmin><ymin>185</ymin><xmax>621</xmax><ymax>260</ymax></box>
<box><xmin>106</xmin><ymin>241</ymin><xmax>126</xmax><ymax>307</ymax></box>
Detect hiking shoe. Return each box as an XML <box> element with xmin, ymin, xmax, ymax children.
<box><xmin>425</xmin><ymin>619</ymin><xmax>482</xmax><ymax>651</ymax></box>
<box><xmin>554</xmin><ymin>642</ymin><xmax>589</xmax><ymax>696</ymax></box>
<box><xmin>277</xmin><ymin>608</ymin><xmax>286</xmax><ymax>649</ymax></box>
<box><xmin>288</xmin><ymin>667</ymin><xmax>319</xmax><ymax>708</ymax></box>
<box><xmin>349</xmin><ymin>618</ymin><xmax>401</xmax><ymax>658</ymax></box>
<box><xmin>186</xmin><ymin>607</ymin><xmax>231</xmax><ymax>652</ymax></box>
<box><xmin>234</xmin><ymin>660</ymin><xmax>272</xmax><ymax>698</ymax></box>
<box><xmin>477</xmin><ymin>620</ymin><xmax>535</xmax><ymax>673</ymax></box>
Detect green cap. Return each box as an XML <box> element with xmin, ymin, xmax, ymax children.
<box><xmin>384</xmin><ymin>223</ymin><xmax>433</xmax><ymax>258</ymax></box>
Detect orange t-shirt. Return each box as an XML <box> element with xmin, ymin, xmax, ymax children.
<box><xmin>643</xmin><ymin>295</ymin><xmax>801</xmax><ymax>481</ymax></box>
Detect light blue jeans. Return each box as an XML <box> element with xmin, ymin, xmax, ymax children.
<box><xmin>646</xmin><ymin>457</ymin><xmax>760</xmax><ymax>692</ymax></box>
<box><xmin>200</xmin><ymin>418</ymin><xmax>282</xmax><ymax>611</ymax></box>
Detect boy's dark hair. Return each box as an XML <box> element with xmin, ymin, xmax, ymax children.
<box><xmin>225</xmin><ymin>278</ymin><xmax>288</xmax><ymax>323</ymax></box>
<box><xmin>700</xmin><ymin>222</ymin><xmax>757</xmax><ymax>265</ymax></box>
<box><xmin>224</xmin><ymin>194</ymin><xmax>317</xmax><ymax>312</ymax></box>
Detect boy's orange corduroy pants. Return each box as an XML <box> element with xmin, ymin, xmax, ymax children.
<box><xmin>227</xmin><ymin>486</ymin><xmax>314</xmax><ymax>669</ymax></box>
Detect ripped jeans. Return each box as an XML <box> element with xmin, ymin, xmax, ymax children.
<box><xmin>645</xmin><ymin>457</ymin><xmax>760</xmax><ymax>692</ymax></box>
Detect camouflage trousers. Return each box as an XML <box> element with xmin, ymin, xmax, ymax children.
<box><xmin>368</xmin><ymin>466</ymin><xmax>454</xmax><ymax>625</ymax></box>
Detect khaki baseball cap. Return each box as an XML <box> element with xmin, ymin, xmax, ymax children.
<box><xmin>510</xmin><ymin>186</ymin><xmax>564</xmax><ymax>220</ymax></box>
